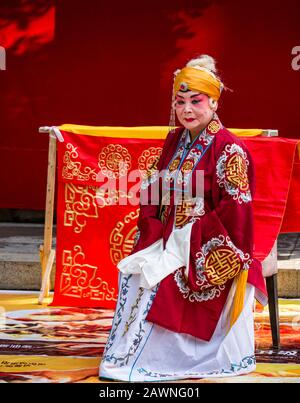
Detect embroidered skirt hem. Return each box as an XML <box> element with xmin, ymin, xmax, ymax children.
<box><xmin>99</xmin><ymin>273</ymin><xmax>256</xmax><ymax>382</ymax></box>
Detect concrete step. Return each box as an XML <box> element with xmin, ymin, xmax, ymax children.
<box><xmin>278</xmin><ymin>259</ymin><xmax>300</xmax><ymax>298</ymax></box>
<box><xmin>0</xmin><ymin>223</ymin><xmax>299</xmax><ymax>297</ymax></box>
<box><xmin>0</xmin><ymin>223</ymin><xmax>56</xmax><ymax>291</ymax></box>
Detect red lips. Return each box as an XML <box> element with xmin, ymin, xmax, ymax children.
<box><xmin>185</xmin><ymin>118</ymin><xmax>195</xmax><ymax>122</ymax></box>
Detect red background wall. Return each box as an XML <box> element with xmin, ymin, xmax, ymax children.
<box><xmin>0</xmin><ymin>0</ymin><xmax>299</xmax><ymax>210</ymax></box>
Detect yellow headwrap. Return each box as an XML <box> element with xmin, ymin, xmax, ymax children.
<box><xmin>173</xmin><ymin>67</ymin><xmax>223</xmax><ymax>101</ymax></box>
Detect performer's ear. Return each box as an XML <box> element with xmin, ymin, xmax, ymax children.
<box><xmin>209</xmin><ymin>98</ymin><xmax>218</xmax><ymax>111</ymax></box>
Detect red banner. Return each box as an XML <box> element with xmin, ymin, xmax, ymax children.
<box><xmin>51</xmin><ymin>127</ymin><xmax>300</xmax><ymax>308</ymax></box>
<box><xmin>52</xmin><ymin>128</ymin><xmax>165</xmax><ymax>308</ymax></box>
<box><xmin>244</xmin><ymin>137</ymin><xmax>300</xmax><ymax>261</ymax></box>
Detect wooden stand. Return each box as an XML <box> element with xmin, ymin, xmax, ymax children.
<box><xmin>38</xmin><ymin>130</ymin><xmax>57</xmax><ymax>304</ymax></box>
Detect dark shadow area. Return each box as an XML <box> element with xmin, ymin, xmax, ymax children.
<box><xmin>0</xmin><ymin>208</ymin><xmax>57</xmax><ymax>223</ymax></box>
<box><xmin>278</xmin><ymin>233</ymin><xmax>300</xmax><ymax>260</ymax></box>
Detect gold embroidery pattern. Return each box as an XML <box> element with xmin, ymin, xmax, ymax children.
<box><xmin>62</xmin><ymin>143</ymin><xmax>98</xmax><ymax>181</ymax></box>
<box><xmin>164</xmin><ymin>122</ymin><xmax>219</xmax><ymax>189</ymax></box>
<box><xmin>205</xmin><ymin>246</ymin><xmax>242</xmax><ymax>285</ymax></box>
<box><xmin>60</xmin><ymin>245</ymin><xmax>117</xmax><ymax>301</ymax></box>
<box><xmin>98</xmin><ymin>144</ymin><xmax>131</xmax><ymax>179</ymax></box>
<box><xmin>195</xmin><ymin>235</ymin><xmax>252</xmax><ymax>288</ymax></box>
<box><xmin>174</xmin><ymin>197</ymin><xmax>205</xmax><ymax>228</ymax></box>
<box><xmin>64</xmin><ymin>184</ymin><xmax>99</xmax><ymax>234</ymax></box>
<box><xmin>207</xmin><ymin>120</ymin><xmax>221</xmax><ymax>134</ymax></box>
<box><xmin>216</xmin><ymin>143</ymin><xmax>252</xmax><ymax>204</ymax></box>
<box><xmin>175</xmin><ymin>233</ymin><xmax>251</xmax><ymax>303</ymax></box>
<box><xmin>110</xmin><ymin>209</ymin><xmax>140</xmax><ymax>265</ymax></box>
<box><xmin>225</xmin><ymin>153</ymin><xmax>250</xmax><ymax>192</ymax></box>
<box><xmin>95</xmin><ymin>188</ymin><xmax>134</xmax><ymax>208</ymax></box>
<box><xmin>175</xmin><ymin>200</ymin><xmax>194</xmax><ymax>228</ymax></box>
<box><xmin>181</xmin><ymin>160</ymin><xmax>194</xmax><ymax>173</ymax></box>
<box><xmin>64</xmin><ymin>185</ymin><xmax>134</xmax><ymax>233</ymax></box>
<box><xmin>169</xmin><ymin>158</ymin><xmax>180</xmax><ymax>171</ymax></box>
<box><xmin>138</xmin><ymin>147</ymin><xmax>162</xmax><ymax>179</ymax></box>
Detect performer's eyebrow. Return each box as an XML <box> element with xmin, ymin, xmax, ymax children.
<box><xmin>176</xmin><ymin>94</ymin><xmax>201</xmax><ymax>99</ymax></box>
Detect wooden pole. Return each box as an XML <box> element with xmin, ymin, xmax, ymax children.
<box><xmin>39</xmin><ymin>133</ymin><xmax>57</xmax><ymax>303</ymax></box>
<box><xmin>38</xmin><ymin>248</ymin><xmax>55</xmax><ymax>304</ymax></box>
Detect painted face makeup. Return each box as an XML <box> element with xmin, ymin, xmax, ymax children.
<box><xmin>175</xmin><ymin>91</ymin><xmax>214</xmax><ymax>139</ymax></box>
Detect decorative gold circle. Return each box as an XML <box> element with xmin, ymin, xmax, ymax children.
<box><xmin>106</xmin><ymin>152</ymin><xmax>123</xmax><ymax>171</ymax></box>
<box><xmin>181</xmin><ymin>160</ymin><xmax>194</xmax><ymax>173</ymax></box>
<box><xmin>205</xmin><ymin>246</ymin><xmax>242</xmax><ymax>285</ymax></box>
<box><xmin>225</xmin><ymin>153</ymin><xmax>249</xmax><ymax>192</ymax></box>
<box><xmin>169</xmin><ymin>158</ymin><xmax>180</xmax><ymax>171</ymax></box>
<box><xmin>138</xmin><ymin>147</ymin><xmax>162</xmax><ymax>179</ymax></box>
<box><xmin>208</xmin><ymin>120</ymin><xmax>220</xmax><ymax>134</ymax></box>
<box><xmin>98</xmin><ymin>144</ymin><xmax>131</xmax><ymax>178</ymax></box>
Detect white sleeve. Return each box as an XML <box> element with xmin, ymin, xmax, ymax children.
<box><xmin>117</xmin><ymin>239</ymin><xmax>163</xmax><ymax>274</ymax></box>
<box><xmin>139</xmin><ymin>222</ymin><xmax>193</xmax><ymax>289</ymax></box>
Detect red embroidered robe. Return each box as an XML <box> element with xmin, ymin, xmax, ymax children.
<box><xmin>131</xmin><ymin>118</ymin><xmax>267</xmax><ymax>341</ymax></box>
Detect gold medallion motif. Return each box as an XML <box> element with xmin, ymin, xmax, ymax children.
<box><xmin>181</xmin><ymin>160</ymin><xmax>194</xmax><ymax>173</ymax></box>
<box><xmin>169</xmin><ymin>158</ymin><xmax>180</xmax><ymax>171</ymax></box>
<box><xmin>225</xmin><ymin>153</ymin><xmax>250</xmax><ymax>192</ymax></box>
<box><xmin>138</xmin><ymin>147</ymin><xmax>162</xmax><ymax>179</ymax></box>
<box><xmin>208</xmin><ymin>120</ymin><xmax>221</xmax><ymax>134</ymax></box>
<box><xmin>98</xmin><ymin>144</ymin><xmax>131</xmax><ymax>179</ymax></box>
<box><xmin>205</xmin><ymin>246</ymin><xmax>242</xmax><ymax>285</ymax></box>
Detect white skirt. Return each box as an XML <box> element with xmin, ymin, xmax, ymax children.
<box><xmin>99</xmin><ymin>273</ymin><xmax>256</xmax><ymax>382</ymax></box>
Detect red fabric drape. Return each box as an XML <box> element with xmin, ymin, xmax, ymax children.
<box><xmin>244</xmin><ymin>137</ymin><xmax>300</xmax><ymax>261</ymax></box>
<box><xmin>280</xmin><ymin>157</ymin><xmax>300</xmax><ymax>233</ymax></box>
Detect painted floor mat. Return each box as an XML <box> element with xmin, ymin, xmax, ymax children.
<box><xmin>0</xmin><ymin>292</ymin><xmax>299</xmax><ymax>383</ymax></box>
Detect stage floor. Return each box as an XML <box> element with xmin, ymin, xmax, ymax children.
<box><xmin>0</xmin><ymin>291</ymin><xmax>299</xmax><ymax>383</ymax></box>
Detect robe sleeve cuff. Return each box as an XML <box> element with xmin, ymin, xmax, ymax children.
<box><xmin>117</xmin><ymin>239</ymin><xmax>163</xmax><ymax>274</ymax></box>
<box><xmin>140</xmin><ymin>222</ymin><xmax>193</xmax><ymax>289</ymax></box>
